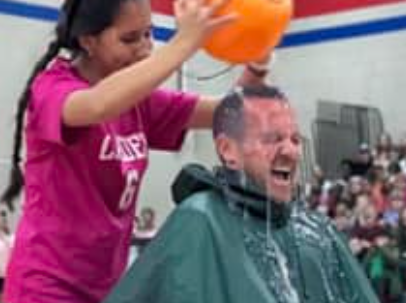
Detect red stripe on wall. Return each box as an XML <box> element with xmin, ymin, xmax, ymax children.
<box><xmin>151</xmin><ymin>0</ymin><xmax>405</xmax><ymax>18</ymax></box>
<box><xmin>295</xmin><ymin>0</ymin><xmax>405</xmax><ymax>18</ymax></box>
<box><xmin>151</xmin><ymin>0</ymin><xmax>173</xmax><ymax>16</ymax></box>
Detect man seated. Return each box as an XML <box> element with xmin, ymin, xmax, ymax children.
<box><xmin>104</xmin><ymin>85</ymin><xmax>379</xmax><ymax>303</ymax></box>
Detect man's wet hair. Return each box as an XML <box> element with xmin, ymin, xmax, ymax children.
<box><xmin>212</xmin><ymin>85</ymin><xmax>288</xmax><ymax>140</ymax></box>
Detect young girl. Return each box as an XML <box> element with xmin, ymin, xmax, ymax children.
<box><xmin>1</xmin><ymin>0</ymin><xmax>269</xmax><ymax>302</ymax></box>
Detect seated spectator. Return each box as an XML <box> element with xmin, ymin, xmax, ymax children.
<box><xmin>367</xmin><ymin>166</ymin><xmax>389</xmax><ymax>214</ymax></box>
<box><xmin>395</xmin><ymin>207</ymin><xmax>406</xmax><ymax>291</ymax></box>
<box><xmin>363</xmin><ymin>228</ymin><xmax>403</xmax><ymax>303</ymax></box>
<box><xmin>136</xmin><ymin>207</ymin><xmax>158</xmax><ymax>239</ymax></box>
<box><xmin>397</xmin><ymin>135</ymin><xmax>406</xmax><ymax>175</ymax></box>
<box><xmin>350</xmin><ymin>204</ymin><xmax>384</xmax><ymax>260</ymax></box>
<box><xmin>373</xmin><ymin>133</ymin><xmax>394</xmax><ymax>175</ymax></box>
<box><xmin>382</xmin><ymin>190</ymin><xmax>404</xmax><ymax>228</ymax></box>
<box><xmin>341</xmin><ymin>143</ymin><xmax>373</xmax><ymax>178</ymax></box>
<box><xmin>343</xmin><ymin>176</ymin><xmax>366</xmax><ymax>209</ymax></box>
<box><xmin>333</xmin><ymin>202</ymin><xmax>353</xmax><ymax>236</ymax></box>
<box><xmin>130</xmin><ymin>208</ymin><xmax>158</xmax><ymax>259</ymax></box>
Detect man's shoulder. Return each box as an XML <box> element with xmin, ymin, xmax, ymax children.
<box><xmin>168</xmin><ymin>188</ymin><xmax>241</xmax><ymax>235</ymax></box>
<box><xmin>177</xmin><ymin>189</ymin><xmax>225</xmax><ymax>216</ymax></box>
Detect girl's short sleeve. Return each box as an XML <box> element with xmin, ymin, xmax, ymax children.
<box><xmin>28</xmin><ymin>69</ymin><xmax>88</xmax><ymax>145</ymax></box>
<box><xmin>140</xmin><ymin>89</ymin><xmax>198</xmax><ymax>151</ymax></box>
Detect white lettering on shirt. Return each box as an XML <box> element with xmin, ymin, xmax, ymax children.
<box><xmin>99</xmin><ymin>133</ymin><xmax>147</xmax><ymax>162</ymax></box>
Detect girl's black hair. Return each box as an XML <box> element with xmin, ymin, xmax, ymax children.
<box><xmin>1</xmin><ymin>0</ymin><xmax>135</xmax><ymax>210</ymax></box>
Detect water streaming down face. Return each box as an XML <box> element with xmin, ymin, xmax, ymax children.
<box><xmin>232</xmin><ymin>99</ymin><xmax>301</xmax><ymax>303</ymax></box>
<box><xmin>242</xmin><ymin>217</ymin><xmax>300</xmax><ymax>303</ymax></box>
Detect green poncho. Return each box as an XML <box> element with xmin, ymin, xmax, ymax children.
<box><xmin>104</xmin><ymin>164</ymin><xmax>379</xmax><ymax>303</ymax></box>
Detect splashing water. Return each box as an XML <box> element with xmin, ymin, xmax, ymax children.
<box><xmin>236</xmin><ymin>158</ymin><xmax>300</xmax><ymax>303</ymax></box>
<box><xmin>265</xmin><ymin>169</ymin><xmax>300</xmax><ymax>303</ymax></box>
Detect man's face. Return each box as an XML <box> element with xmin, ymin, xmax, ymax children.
<box><xmin>234</xmin><ymin>99</ymin><xmax>301</xmax><ymax>203</ymax></box>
